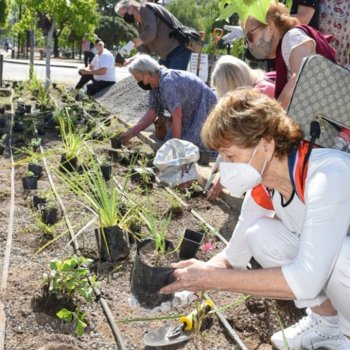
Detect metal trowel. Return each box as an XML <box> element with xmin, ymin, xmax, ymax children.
<box><xmin>144</xmin><ymin>299</ymin><xmax>214</xmax><ymax>347</ymax></box>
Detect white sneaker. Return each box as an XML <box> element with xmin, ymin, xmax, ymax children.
<box><xmin>271</xmin><ymin>311</ymin><xmax>343</xmax><ymax>349</ymax></box>
<box><xmin>340</xmin><ymin>336</ymin><xmax>350</xmax><ymax>350</ymax></box>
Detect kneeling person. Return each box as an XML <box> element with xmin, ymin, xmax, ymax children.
<box><xmin>75</xmin><ymin>40</ymin><xmax>116</xmax><ymax>96</ymax></box>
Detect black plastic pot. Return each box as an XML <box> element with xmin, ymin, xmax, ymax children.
<box><xmin>52</xmin><ymin>83</ymin><xmax>57</xmax><ymax>89</ymax></box>
<box><xmin>13</xmin><ymin>121</ymin><xmax>25</xmax><ymax>133</ymax></box>
<box><xmin>59</xmin><ymin>155</ymin><xmax>77</xmax><ymax>173</ymax></box>
<box><xmin>32</xmin><ymin>195</ymin><xmax>47</xmax><ymax>210</ymax></box>
<box><xmin>198</xmin><ymin>151</ymin><xmax>211</xmax><ymax>166</ymax></box>
<box><xmin>25</xmin><ymin>104</ymin><xmax>32</xmax><ymax>114</ymax></box>
<box><xmin>37</xmin><ymin>128</ymin><xmax>46</xmax><ymax>136</ymax></box>
<box><xmin>179</xmin><ymin>229</ymin><xmax>204</xmax><ymax>260</ymax></box>
<box><xmin>22</xmin><ymin>175</ymin><xmax>38</xmax><ymax>190</ymax></box>
<box><xmin>38</xmin><ymin>204</ymin><xmax>58</xmax><ymax>225</ymax></box>
<box><xmin>130</xmin><ymin>239</ymin><xmax>175</xmax><ymax>308</ymax></box>
<box><xmin>111</xmin><ymin>137</ymin><xmax>122</xmax><ymax>149</ymax></box>
<box><xmin>100</xmin><ymin>164</ymin><xmax>112</xmax><ymax>181</ymax></box>
<box><xmin>28</xmin><ymin>163</ymin><xmax>43</xmax><ymax>178</ymax></box>
<box><xmin>96</xmin><ymin>226</ymin><xmax>130</xmax><ymax>262</ymax></box>
<box><xmin>0</xmin><ymin>117</ymin><xmax>6</xmax><ymax>128</ymax></box>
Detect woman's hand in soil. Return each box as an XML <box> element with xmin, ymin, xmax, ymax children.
<box><xmin>160</xmin><ymin>259</ymin><xmax>215</xmax><ymax>294</ymax></box>
<box><xmin>119</xmin><ymin>130</ymin><xmax>134</xmax><ymax>144</ymax></box>
<box><xmin>206</xmin><ymin>180</ymin><xmax>223</xmax><ymax>201</ymax></box>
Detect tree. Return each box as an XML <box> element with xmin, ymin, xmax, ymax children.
<box><xmin>0</xmin><ymin>0</ymin><xmax>9</xmax><ymax>28</ymax></box>
<box><xmin>96</xmin><ymin>16</ymin><xmax>137</xmax><ymax>49</ymax></box>
<box><xmin>167</xmin><ymin>0</ymin><xmax>202</xmax><ymax>31</ymax></box>
<box><xmin>13</xmin><ymin>0</ymin><xmax>100</xmax><ymax>89</ymax></box>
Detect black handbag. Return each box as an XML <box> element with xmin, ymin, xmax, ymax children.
<box><xmin>146</xmin><ymin>4</ymin><xmax>203</xmax><ymax>53</ymax></box>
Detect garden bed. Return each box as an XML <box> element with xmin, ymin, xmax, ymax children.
<box><xmin>0</xmin><ymin>82</ymin><xmax>304</xmax><ymax>350</ymax></box>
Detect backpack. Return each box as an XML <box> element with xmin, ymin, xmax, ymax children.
<box><xmin>145</xmin><ymin>3</ymin><xmax>203</xmax><ymax>53</ymax></box>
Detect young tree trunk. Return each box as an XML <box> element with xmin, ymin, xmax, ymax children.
<box><xmin>29</xmin><ymin>29</ymin><xmax>35</xmax><ymax>79</ymax></box>
<box><xmin>53</xmin><ymin>29</ymin><xmax>59</xmax><ymax>58</ymax></box>
<box><xmin>45</xmin><ymin>19</ymin><xmax>56</xmax><ymax>90</ymax></box>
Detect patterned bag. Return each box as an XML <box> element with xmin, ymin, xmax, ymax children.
<box><xmin>287</xmin><ymin>54</ymin><xmax>350</xmax><ymax>149</ymax></box>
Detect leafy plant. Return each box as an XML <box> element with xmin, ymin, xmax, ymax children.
<box><xmin>56</xmin><ymin>154</ymin><xmax>138</xmax><ymax>230</ymax></box>
<box><xmin>139</xmin><ymin>198</ymin><xmax>172</xmax><ymax>255</ymax></box>
<box><xmin>56</xmin><ymin>107</ymin><xmax>89</xmax><ymax>160</ymax></box>
<box><xmin>24</xmin><ymin>170</ymin><xmax>35</xmax><ymax>177</ymax></box>
<box><xmin>57</xmin><ymin>305</ymin><xmax>87</xmax><ymax>337</ymax></box>
<box><xmin>42</xmin><ymin>255</ymin><xmax>99</xmax><ymax>336</ymax></box>
<box><xmin>34</xmin><ymin>211</ymin><xmax>59</xmax><ymax>238</ymax></box>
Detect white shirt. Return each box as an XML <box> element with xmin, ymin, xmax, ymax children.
<box><xmin>222</xmin><ymin>148</ymin><xmax>350</xmax><ymax>300</ymax></box>
<box><xmin>281</xmin><ymin>28</ymin><xmax>316</xmax><ymax>79</ymax></box>
<box><xmin>91</xmin><ymin>49</ymin><xmax>116</xmax><ymax>82</ymax></box>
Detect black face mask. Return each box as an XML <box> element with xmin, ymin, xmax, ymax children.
<box><xmin>123</xmin><ymin>13</ymin><xmax>135</xmax><ymax>24</ymax></box>
<box><xmin>138</xmin><ymin>81</ymin><xmax>152</xmax><ymax>90</ymax></box>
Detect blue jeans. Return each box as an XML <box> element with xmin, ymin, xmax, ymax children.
<box><xmin>159</xmin><ymin>45</ymin><xmax>192</xmax><ymax>70</ymax></box>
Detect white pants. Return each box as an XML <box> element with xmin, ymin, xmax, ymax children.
<box><xmin>245</xmin><ymin>217</ymin><xmax>350</xmax><ymax>336</ymax></box>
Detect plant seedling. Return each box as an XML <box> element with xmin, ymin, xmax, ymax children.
<box><xmin>42</xmin><ymin>255</ymin><xmax>100</xmax><ymax>336</ymax></box>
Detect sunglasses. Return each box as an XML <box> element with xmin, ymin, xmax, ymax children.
<box><xmin>245</xmin><ymin>24</ymin><xmax>262</xmax><ymax>43</ymax></box>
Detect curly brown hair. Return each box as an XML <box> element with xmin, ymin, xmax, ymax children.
<box><xmin>201</xmin><ymin>88</ymin><xmax>304</xmax><ymax>159</ymax></box>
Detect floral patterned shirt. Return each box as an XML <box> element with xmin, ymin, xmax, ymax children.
<box><xmin>319</xmin><ymin>0</ymin><xmax>350</xmax><ymax>66</ymax></box>
<box><xmin>148</xmin><ymin>68</ymin><xmax>217</xmax><ymax>149</ymax></box>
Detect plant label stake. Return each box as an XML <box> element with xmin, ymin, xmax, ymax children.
<box><xmin>143</xmin><ymin>299</ymin><xmax>213</xmax><ymax>347</ymax></box>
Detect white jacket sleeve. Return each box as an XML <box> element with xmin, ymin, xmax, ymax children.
<box><xmin>282</xmin><ymin>154</ymin><xmax>350</xmax><ymax>300</ymax></box>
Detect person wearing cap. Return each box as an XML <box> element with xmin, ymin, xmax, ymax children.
<box><xmin>114</xmin><ymin>0</ymin><xmax>192</xmax><ymax>70</ymax></box>
<box><xmin>75</xmin><ymin>40</ymin><xmax>116</xmax><ymax>96</ymax></box>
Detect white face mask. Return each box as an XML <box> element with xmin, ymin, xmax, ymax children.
<box><xmin>219</xmin><ymin>146</ymin><xmax>267</xmax><ymax>198</ymax></box>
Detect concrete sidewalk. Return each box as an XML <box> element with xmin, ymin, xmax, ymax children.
<box><xmin>0</xmin><ymin>49</ymin><xmax>83</xmax><ymax>69</ymax></box>
<box><xmin>3</xmin><ymin>58</ymin><xmax>81</xmax><ymax>69</ymax></box>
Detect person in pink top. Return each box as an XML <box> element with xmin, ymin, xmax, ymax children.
<box><xmin>207</xmin><ymin>55</ymin><xmax>275</xmax><ymax>200</ymax></box>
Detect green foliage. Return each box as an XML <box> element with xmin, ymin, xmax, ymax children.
<box><xmin>56</xmin><ymin>153</ymin><xmax>138</xmax><ymax>230</ymax></box>
<box><xmin>43</xmin><ymin>255</ymin><xmax>98</xmax><ymax>301</ymax></box>
<box><xmin>56</xmin><ymin>108</ymin><xmax>88</xmax><ymax>160</ymax></box>
<box><xmin>57</xmin><ymin>305</ymin><xmax>87</xmax><ymax>337</ymax></box>
<box><xmin>95</xmin><ymin>15</ymin><xmax>137</xmax><ymax>49</ymax></box>
<box><xmin>168</xmin><ymin>0</ymin><xmax>202</xmax><ymax>31</ymax></box>
<box><xmin>0</xmin><ymin>0</ymin><xmax>9</xmax><ymax>28</ymax></box>
<box><xmin>217</xmin><ymin>0</ymin><xmax>291</xmax><ymax>24</ymax></box>
<box><xmin>43</xmin><ymin>255</ymin><xmax>98</xmax><ymax>336</ymax></box>
<box><xmin>34</xmin><ymin>211</ymin><xmax>59</xmax><ymax>238</ymax></box>
<box><xmin>139</xmin><ymin>198</ymin><xmax>172</xmax><ymax>255</ymax></box>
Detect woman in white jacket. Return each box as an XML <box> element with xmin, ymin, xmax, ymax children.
<box><xmin>161</xmin><ymin>88</ymin><xmax>350</xmax><ymax>350</ymax></box>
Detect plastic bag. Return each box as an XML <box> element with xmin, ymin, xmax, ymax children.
<box><xmin>153</xmin><ymin>139</ymin><xmax>199</xmax><ymax>187</ymax></box>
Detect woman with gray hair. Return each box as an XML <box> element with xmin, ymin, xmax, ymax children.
<box><xmin>119</xmin><ymin>54</ymin><xmax>217</xmax><ymax>149</ymax></box>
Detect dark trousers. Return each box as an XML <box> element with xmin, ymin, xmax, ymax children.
<box><xmin>84</xmin><ymin>51</ymin><xmax>95</xmax><ymax>67</ymax></box>
<box><xmin>75</xmin><ymin>75</ymin><xmax>115</xmax><ymax>96</ymax></box>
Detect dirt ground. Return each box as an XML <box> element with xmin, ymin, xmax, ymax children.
<box><xmin>0</xmin><ymin>84</ymin><xmax>305</xmax><ymax>350</ymax></box>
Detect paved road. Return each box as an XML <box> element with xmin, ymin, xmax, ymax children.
<box><xmin>2</xmin><ymin>61</ymin><xmax>130</xmax><ymax>87</ymax></box>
